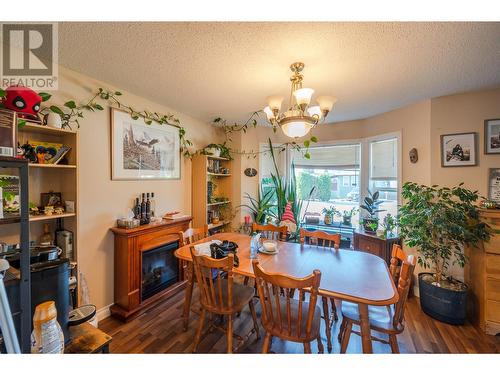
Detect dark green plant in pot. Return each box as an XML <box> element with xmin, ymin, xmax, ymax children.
<box><xmin>398</xmin><ymin>181</ymin><xmax>490</xmax><ymax>324</ymax></box>
<box><xmin>360</xmin><ymin>189</ymin><xmax>385</xmax><ymax>232</ymax></box>
<box><xmin>240</xmin><ymin>187</ymin><xmax>275</xmax><ymax>224</ymax></box>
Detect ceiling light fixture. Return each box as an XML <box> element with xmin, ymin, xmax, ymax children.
<box><xmin>263</xmin><ymin>62</ymin><xmax>337</xmax><ymax>138</ymax></box>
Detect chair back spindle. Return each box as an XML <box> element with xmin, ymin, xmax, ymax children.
<box><xmin>389</xmin><ymin>244</ymin><xmax>407</xmax><ymax>285</ymax></box>
<box><xmin>179</xmin><ymin>225</ymin><xmax>209</xmax><ymax>247</ymax></box>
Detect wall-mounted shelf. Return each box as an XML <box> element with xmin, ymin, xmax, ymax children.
<box><xmin>207</xmin><ymin>155</ymin><xmax>230</xmax><ymax>161</ymax></box>
<box><xmin>207</xmin><ymin>201</ymin><xmax>231</xmax><ymax>207</ymax></box>
<box><xmin>20</xmin><ymin>123</ymin><xmax>77</xmax><ymax>135</ymax></box>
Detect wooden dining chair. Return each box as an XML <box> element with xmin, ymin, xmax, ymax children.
<box><xmin>389</xmin><ymin>244</ymin><xmax>407</xmax><ymax>285</ymax></box>
<box><xmin>299</xmin><ymin>228</ymin><xmax>340</xmax><ymax>352</ymax></box>
<box><xmin>179</xmin><ymin>225</ymin><xmax>209</xmax><ymax>331</ymax></box>
<box><xmin>252</xmin><ymin>259</ymin><xmax>324</xmax><ymax>354</ymax></box>
<box><xmin>190</xmin><ymin>247</ymin><xmax>260</xmax><ymax>353</ymax></box>
<box><xmin>251</xmin><ymin>223</ymin><xmax>287</xmax><ymax>241</ymax></box>
<box><xmin>338</xmin><ymin>254</ymin><xmax>416</xmax><ymax>354</ymax></box>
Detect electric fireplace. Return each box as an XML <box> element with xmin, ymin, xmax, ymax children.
<box><xmin>141</xmin><ymin>241</ymin><xmax>179</xmax><ymax>301</ymax></box>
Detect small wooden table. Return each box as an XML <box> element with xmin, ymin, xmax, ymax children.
<box><xmin>65</xmin><ymin>322</ymin><xmax>112</xmax><ymax>354</ymax></box>
<box><xmin>175</xmin><ymin>233</ymin><xmax>398</xmax><ymax>354</ymax></box>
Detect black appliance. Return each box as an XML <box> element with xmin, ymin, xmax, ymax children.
<box><xmin>5</xmin><ymin>256</ymin><xmax>71</xmax><ymax>344</ymax></box>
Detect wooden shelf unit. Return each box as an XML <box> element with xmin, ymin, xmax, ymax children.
<box><xmin>17</xmin><ymin>122</ymin><xmax>79</xmax><ymax>299</ymax></box>
<box><xmin>191</xmin><ymin>154</ymin><xmax>233</xmax><ymax>233</ymax></box>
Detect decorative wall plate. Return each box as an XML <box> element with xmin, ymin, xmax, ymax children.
<box><xmin>244</xmin><ymin>168</ymin><xmax>257</xmax><ymax>177</ymax></box>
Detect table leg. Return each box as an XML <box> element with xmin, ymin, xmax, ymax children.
<box><xmin>358</xmin><ymin>303</ymin><xmax>373</xmax><ymax>353</ymax></box>
<box><xmin>182</xmin><ymin>262</ymin><xmax>194</xmax><ymax>331</ymax></box>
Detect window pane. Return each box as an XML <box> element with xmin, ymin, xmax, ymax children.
<box><xmin>369</xmin><ymin>138</ymin><xmax>398</xmax><ymax>222</ymax></box>
<box><xmin>292</xmin><ymin>144</ymin><xmax>361</xmax><ymax>226</ymax></box>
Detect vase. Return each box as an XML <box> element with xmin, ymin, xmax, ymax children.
<box><xmin>324</xmin><ymin>215</ymin><xmax>332</xmax><ymax>225</ymax></box>
<box><xmin>46</xmin><ymin>112</ymin><xmax>62</xmax><ymax>129</ymax></box>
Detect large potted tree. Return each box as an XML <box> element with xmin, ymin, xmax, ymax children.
<box><xmin>398</xmin><ymin>182</ymin><xmax>490</xmax><ymax>325</ymax></box>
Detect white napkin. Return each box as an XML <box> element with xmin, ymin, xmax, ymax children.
<box><xmin>193</xmin><ymin>240</ymin><xmax>222</xmax><ymax>256</ymax></box>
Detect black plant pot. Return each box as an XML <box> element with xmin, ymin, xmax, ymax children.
<box><xmin>418</xmin><ymin>273</ymin><xmax>467</xmax><ymax>325</ymax></box>
<box><xmin>362</xmin><ymin>217</ymin><xmax>378</xmax><ymax>233</ymax></box>
<box><xmin>343</xmin><ymin>216</ymin><xmax>352</xmax><ymax>226</ymax></box>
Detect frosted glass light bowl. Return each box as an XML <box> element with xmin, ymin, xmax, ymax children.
<box><xmin>262</xmin><ymin>240</ymin><xmax>278</xmax><ymax>253</ymax></box>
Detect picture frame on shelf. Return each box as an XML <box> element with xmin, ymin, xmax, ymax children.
<box><xmin>484</xmin><ymin>118</ymin><xmax>500</xmax><ymax>154</ymax></box>
<box><xmin>40</xmin><ymin>191</ymin><xmax>63</xmax><ymax>208</ymax></box>
<box><xmin>488</xmin><ymin>168</ymin><xmax>500</xmax><ymax>204</ymax></box>
<box><xmin>110</xmin><ymin>108</ymin><xmax>181</xmax><ymax>180</ymax></box>
<box><xmin>440</xmin><ymin>132</ymin><xmax>477</xmax><ymax>167</ymax></box>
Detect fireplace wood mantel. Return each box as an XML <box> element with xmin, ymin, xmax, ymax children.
<box><xmin>110</xmin><ymin>217</ymin><xmax>191</xmax><ymax>321</ymax></box>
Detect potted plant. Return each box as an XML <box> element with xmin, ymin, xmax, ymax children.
<box><xmin>360</xmin><ymin>189</ymin><xmax>385</xmax><ymax>233</ymax></box>
<box><xmin>399</xmin><ymin>182</ymin><xmax>490</xmax><ymax>325</ymax></box>
<box><xmin>380</xmin><ymin>213</ymin><xmax>397</xmax><ymax>238</ymax></box>
<box><xmin>322</xmin><ymin>206</ymin><xmax>339</xmax><ymax>225</ymax></box>
<box><xmin>203</xmin><ymin>143</ymin><xmax>232</xmax><ymax>160</ymax></box>
<box><xmin>342</xmin><ymin>207</ymin><xmax>358</xmax><ymax>226</ymax></box>
<box><xmin>240</xmin><ymin>187</ymin><xmax>275</xmax><ymax>225</ymax></box>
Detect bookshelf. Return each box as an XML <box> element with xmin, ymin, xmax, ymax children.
<box><xmin>17</xmin><ymin>121</ymin><xmax>79</xmax><ymax>305</ymax></box>
<box><xmin>191</xmin><ymin>154</ymin><xmax>233</xmax><ymax>233</ymax></box>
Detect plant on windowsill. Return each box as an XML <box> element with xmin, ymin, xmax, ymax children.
<box><xmin>398</xmin><ymin>182</ymin><xmax>490</xmax><ymax>325</ymax></box>
<box><xmin>379</xmin><ymin>213</ymin><xmax>398</xmax><ymax>239</ymax></box>
<box><xmin>342</xmin><ymin>207</ymin><xmax>358</xmax><ymax>226</ymax></box>
<box><xmin>360</xmin><ymin>188</ymin><xmax>385</xmax><ymax>233</ymax></box>
<box><xmin>322</xmin><ymin>206</ymin><xmax>339</xmax><ymax>225</ymax></box>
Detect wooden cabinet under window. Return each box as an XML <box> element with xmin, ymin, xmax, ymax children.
<box><xmin>353</xmin><ymin>230</ymin><xmax>401</xmax><ymax>265</ymax></box>
<box><xmin>466</xmin><ymin>209</ymin><xmax>500</xmax><ymax>335</ymax></box>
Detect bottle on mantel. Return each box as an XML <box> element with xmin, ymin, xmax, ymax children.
<box><xmin>146</xmin><ymin>193</ymin><xmax>151</xmax><ymax>222</ymax></box>
<box><xmin>140</xmin><ymin>193</ymin><xmax>147</xmax><ymax>224</ymax></box>
<box><xmin>134</xmin><ymin>197</ymin><xmax>141</xmax><ymax>220</ymax></box>
<box><xmin>150</xmin><ymin>192</ymin><xmax>156</xmax><ymax>217</ymax></box>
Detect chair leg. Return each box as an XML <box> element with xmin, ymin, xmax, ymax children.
<box><xmin>227</xmin><ymin>314</ymin><xmax>233</xmax><ymax>354</ymax></box>
<box><xmin>339</xmin><ymin>321</ymin><xmax>352</xmax><ymax>354</ymax></box>
<box><xmin>192</xmin><ymin>308</ymin><xmax>206</xmax><ymax>353</ymax></box>
<box><xmin>338</xmin><ymin>318</ymin><xmax>347</xmax><ymax>343</ymax></box>
<box><xmin>248</xmin><ymin>300</ymin><xmax>260</xmax><ymax>340</ymax></box>
<box><xmin>182</xmin><ymin>264</ymin><xmax>195</xmax><ymax>331</ymax></box>
<box><xmin>330</xmin><ymin>298</ymin><xmax>338</xmax><ymax>321</ymax></box>
<box><xmin>317</xmin><ymin>336</ymin><xmax>324</xmax><ymax>354</ymax></box>
<box><xmin>262</xmin><ymin>333</ymin><xmax>272</xmax><ymax>354</ymax></box>
<box><xmin>389</xmin><ymin>334</ymin><xmax>400</xmax><ymax>354</ymax></box>
<box><xmin>303</xmin><ymin>342</ymin><xmax>312</xmax><ymax>354</ymax></box>
<box><xmin>321</xmin><ymin>296</ymin><xmax>333</xmax><ymax>352</ymax></box>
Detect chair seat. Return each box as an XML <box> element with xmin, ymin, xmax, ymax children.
<box><xmin>341</xmin><ymin>301</ymin><xmax>399</xmax><ymax>332</ymax></box>
<box><xmin>202</xmin><ymin>282</ymin><xmax>255</xmax><ymax>314</ymax></box>
<box><xmin>264</xmin><ymin>296</ymin><xmax>322</xmax><ymax>341</ymax></box>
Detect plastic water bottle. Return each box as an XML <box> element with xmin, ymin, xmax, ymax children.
<box><xmin>250</xmin><ymin>232</ymin><xmax>260</xmax><ymax>259</ymax></box>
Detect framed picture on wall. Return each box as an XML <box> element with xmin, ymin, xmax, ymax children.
<box><xmin>484</xmin><ymin>118</ymin><xmax>500</xmax><ymax>154</ymax></box>
<box><xmin>440</xmin><ymin>132</ymin><xmax>477</xmax><ymax>167</ymax></box>
<box><xmin>110</xmin><ymin>108</ymin><xmax>181</xmax><ymax>180</ymax></box>
<box><xmin>488</xmin><ymin>168</ymin><xmax>500</xmax><ymax>204</ymax></box>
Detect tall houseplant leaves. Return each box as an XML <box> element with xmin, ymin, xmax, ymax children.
<box><xmin>399</xmin><ymin>182</ymin><xmax>490</xmax><ymax>284</ymax></box>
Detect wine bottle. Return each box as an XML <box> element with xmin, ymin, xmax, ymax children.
<box><xmin>134</xmin><ymin>197</ymin><xmax>141</xmax><ymax>220</ymax></box>
<box><xmin>150</xmin><ymin>192</ymin><xmax>156</xmax><ymax>217</ymax></box>
<box><xmin>146</xmin><ymin>193</ymin><xmax>151</xmax><ymax>222</ymax></box>
<box><xmin>141</xmin><ymin>193</ymin><xmax>147</xmax><ymax>223</ymax></box>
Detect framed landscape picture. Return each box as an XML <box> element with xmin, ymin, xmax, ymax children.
<box><xmin>488</xmin><ymin>168</ymin><xmax>500</xmax><ymax>204</ymax></box>
<box><xmin>111</xmin><ymin>108</ymin><xmax>181</xmax><ymax>180</ymax></box>
<box><xmin>484</xmin><ymin>118</ymin><xmax>500</xmax><ymax>154</ymax></box>
<box><xmin>440</xmin><ymin>132</ymin><xmax>477</xmax><ymax>167</ymax></box>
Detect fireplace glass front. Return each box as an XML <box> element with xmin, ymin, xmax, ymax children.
<box><xmin>141</xmin><ymin>241</ymin><xmax>179</xmax><ymax>301</ymax></box>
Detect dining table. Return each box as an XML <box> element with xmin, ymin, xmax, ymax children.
<box><xmin>174</xmin><ymin>232</ymin><xmax>398</xmax><ymax>354</ymax></box>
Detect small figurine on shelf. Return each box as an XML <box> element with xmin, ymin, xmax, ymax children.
<box><xmin>20</xmin><ymin>142</ymin><xmax>37</xmax><ymax>163</ymax></box>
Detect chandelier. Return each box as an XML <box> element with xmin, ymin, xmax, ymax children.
<box><xmin>263</xmin><ymin>62</ymin><xmax>337</xmax><ymax>138</ymax></box>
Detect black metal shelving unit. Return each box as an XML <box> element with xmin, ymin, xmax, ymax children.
<box><xmin>0</xmin><ymin>156</ymin><xmax>30</xmax><ymax>353</ymax></box>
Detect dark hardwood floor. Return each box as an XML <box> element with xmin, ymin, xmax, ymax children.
<box><xmin>99</xmin><ymin>285</ymin><xmax>500</xmax><ymax>354</ymax></box>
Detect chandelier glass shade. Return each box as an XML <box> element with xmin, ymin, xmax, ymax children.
<box><xmin>263</xmin><ymin>62</ymin><xmax>337</xmax><ymax>138</ymax></box>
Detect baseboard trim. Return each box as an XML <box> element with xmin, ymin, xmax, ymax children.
<box><xmin>96</xmin><ymin>304</ymin><xmax>112</xmax><ymax>324</ymax></box>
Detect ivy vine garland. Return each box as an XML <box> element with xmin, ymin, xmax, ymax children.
<box><xmin>1</xmin><ymin>87</ymin><xmax>316</xmax><ymax>159</ymax></box>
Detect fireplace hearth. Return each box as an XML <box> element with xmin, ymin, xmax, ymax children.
<box><xmin>141</xmin><ymin>241</ymin><xmax>179</xmax><ymax>301</ymax></box>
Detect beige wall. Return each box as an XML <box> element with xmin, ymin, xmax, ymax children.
<box><xmin>52</xmin><ymin>66</ymin><xmax>221</xmax><ymax>311</ymax></box>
